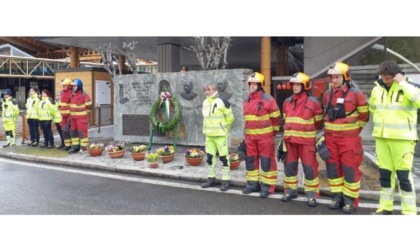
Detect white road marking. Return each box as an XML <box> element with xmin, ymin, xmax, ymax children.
<box><xmin>2</xmin><ymin>157</ymin><xmax>419</xmax><ymax>212</ymax></box>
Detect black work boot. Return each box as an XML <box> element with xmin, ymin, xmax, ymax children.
<box><xmin>307</xmin><ymin>198</ymin><xmax>317</xmax><ymax>207</ymax></box>
<box><xmin>328</xmin><ymin>193</ymin><xmax>344</xmax><ymax>210</ymax></box>
<box><xmin>201</xmin><ymin>178</ymin><xmax>216</xmax><ymax>188</ymax></box>
<box><xmin>68</xmin><ymin>148</ymin><xmax>80</xmax><ymax>153</ymax></box>
<box><xmin>282</xmin><ymin>194</ymin><xmax>298</xmax><ymax>202</ymax></box>
<box><xmin>2</xmin><ymin>143</ymin><xmax>10</xmax><ymax>148</ymax></box>
<box><xmin>242</xmin><ymin>181</ymin><xmax>260</xmax><ymax>194</ymax></box>
<box><xmin>220</xmin><ymin>181</ymin><xmax>230</xmax><ymax>191</ymax></box>
<box><xmin>63</xmin><ymin>146</ymin><xmax>71</xmax><ymax>151</ymax></box>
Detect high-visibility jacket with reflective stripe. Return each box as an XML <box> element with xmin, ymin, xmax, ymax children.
<box><xmin>244</xmin><ymin>90</ymin><xmax>281</xmax><ymax>138</ymax></box>
<box><xmin>70</xmin><ymin>91</ymin><xmax>92</xmax><ymax>119</ymax></box>
<box><xmin>53</xmin><ymin>100</ymin><xmax>62</xmax><ymax>123</ymax></box>
<box><xmin>369</xmin><ymin>79</ymin><xmax>420</xmax><ymax>140</ymax></box>
<box><xmin>2</xmin><ymin>97</ymin><xmax>19</xmax><ymax>122</ymax></box>
<box><xmin>38</xmin><ymin>97</ymin><xmax>54</xmax><ymax>121</ymax></box>
<box><xmin>323</xmin><ymin>83</ymin><xmax>369</xmax><ymax>137</ymax></box>
<box><xmin>60</xmin><ymin>89</ymin><xmax>71</xmax><ymax>116</ymax></box>
<box><xmin>25</xmin><ymin>94</ymin><xmax>40</xmax><ymax>119</ymax></box>
<box><xmin>202</xmin><ymin>91</ymin><xmax>234</xmax><ymax>137</ymax></box>
<box><xmin>283</xmin><ymin>92</ymin><xmax>323</xmax><ymax>145</ymax></box>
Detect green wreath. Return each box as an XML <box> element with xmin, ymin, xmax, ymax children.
<box><xmin>150</xmin><ymin>96</ymin><xmax>182</xmax><ymax>133</ymax></box>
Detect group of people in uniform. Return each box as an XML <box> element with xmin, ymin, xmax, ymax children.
<box><xmin>200</xmin><ymin>60</ymin><xmax>419</xmax><ymax>215</ymax></box>
<box><xmin>2</xmin><ymin>78</ymin><xmax>91</xmax><ymax>153</ymax></box>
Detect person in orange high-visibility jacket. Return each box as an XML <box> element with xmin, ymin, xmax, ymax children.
<box><xmin>243</xmin><ymin>72</ymin><xmax>281</xmax><ymax>198</ymax></box>
<box><xmin>68</xmin><ymin>79</ymin><xmax>92</xmax><ymax>153</ymax></box>
<box><xmin>281</xmin><ymin>72</ymin><xmax>323</xmax><ymax>207</ymax></box>
<box><xmin>322</xmin><ymin>62</ymin><xmax>369</xmax><ymax>214</ymax></box>
<box><xmin>60</xmin><ymin>78</ymin><xmax>72</xmax><ymax>151</ymax></box>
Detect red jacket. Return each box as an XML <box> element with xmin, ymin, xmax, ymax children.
<box><xmin>283</xmin><ymin>92</ymin><xmax>323</xmax><ymax>145</ymax></box>
<box><xmin>60</xmin><ymin>89</ymin><xmax>72</xmax><ymax>117</ymax></box>
<box><xmin>243</xmin><ymin>90</ymin><xmax>280</xmax><ymax>139</ymax></box>
<box><xmin>70</xmin><ymin>91</ymin><xmax>92</xmax><ymax>120</ymax></box>
<box><xmin>322</xmin><ymin>83</ymin><xmax>369</xmax><ymax>137</ymax></box>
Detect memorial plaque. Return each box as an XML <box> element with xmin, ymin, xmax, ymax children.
<box><xmin>122</xmin><ymin>114</ymin><xmax>150</xmax><ymax>136</ymax></box>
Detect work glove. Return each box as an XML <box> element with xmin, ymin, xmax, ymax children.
<box><xmin>237</xmin><ymin>140</ymin><xmax>246</xmax><ymax>161</ymax></box>
<box><xmin>277</xmin><ymin>140</ymin><xmax>287</xmax><ymax>162</ymax></box>
<box><xmin>316</xmin><ymin>136</ymin><xmax>330</xmax><ymax>161</ymax></box>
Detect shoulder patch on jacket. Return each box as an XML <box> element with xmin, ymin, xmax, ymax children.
<box><xmin>307</xmin><ymin>96</ymin><xmax>320</xmax><ymax>104</ymax></box>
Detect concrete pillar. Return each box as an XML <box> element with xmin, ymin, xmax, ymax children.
<box><xmin>70</xmin><ymin>47</ymin><xmax>80</xmax><ymax>68</ymax></box>
<box><xmin>261</xmin><ymin>37</ymin><xmax>271</xmax><ymax>94</ymax></box>
<box><xmin>157</xmin><ymin>43</ymin><xmax>180</xmax><ymax>73</ymax></box>
<box><xmin>119</xmin><ymin>56</ymin><xmax>126</xmax><ymax>72</ymax></box>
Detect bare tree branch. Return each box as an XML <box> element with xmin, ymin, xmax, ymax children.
<box><xmin>184</xmin><ymin>37</ymin><xmax>231</xmax><ymax>70</ymax></box>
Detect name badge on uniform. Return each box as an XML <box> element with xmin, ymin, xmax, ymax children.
<box><xmin>337</xmin><ymin>98</ymin><xmax>344</xmax><ymax>104</ymax></box>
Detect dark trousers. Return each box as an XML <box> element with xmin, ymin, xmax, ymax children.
<box><xmin>55</xmin><ymin>122</ymin><xmax>64</xmax><ymax>146</ymax></box>
<box><xmin>39</xmin><ymin>120</ymin><xmax>54</xmax><ymax>146</ymax></box>
<box><xmin>27</xmin><ymin>119</ymin><xmax>39</xmax><ymax>143</ymax></box>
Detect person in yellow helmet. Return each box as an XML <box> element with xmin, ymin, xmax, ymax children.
<box><xmin>281</xmin><ymin>72</ymin><xmax>323</xmax><ymax>207</ymax></box>
<box><xmin>369</xmin><ymin>60</ymin><xmax>419</xmax><ymax>215</ymax></box>
<box><xmin>323</xmin><ymin>62</ymin><xmax>369</xmax><ymax>214</ymax></box>
<box><xmin>60</xmin><ymin>78</ymin><xmax>72</xmax><ymax>150</ymax></box>
<box><xmin>242</xmin><ymin>72</ymin><xmax>281</xmax><ymax>198</ymax></box>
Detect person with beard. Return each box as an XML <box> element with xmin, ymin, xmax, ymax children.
<box><xmin>323</xmin><ymin>62</ymin><xmax>369</xmax><ymax>214</ymax></box>
<box><xmin>280</xmin><ymin>72</ymin><xmax>323</xmax><ymax>207</ymax></box>
<box><xmin>242</xmin><ymin>72</ymin><xmax>281</xmax><ymax>198</ymax></box>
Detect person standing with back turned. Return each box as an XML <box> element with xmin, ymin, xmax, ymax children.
<box><xmin>369</xmin><ymin>60</ymin><xmax>419</xmax><ymax>215</ymax></box>
<box><xmin>323</xmin><ymin>62</ymin><xmax>369</xmax><ymax>214</ymax></box>
<box><xmin>243</xmin><ymin>72</ymin><xmax>281</xmax><ymax>198</ymax></box>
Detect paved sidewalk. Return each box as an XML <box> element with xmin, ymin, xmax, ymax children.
<box><xmin>1</xmin><ymin>125</ymin><xmax>419</xmax><ymax>204</ymax></box>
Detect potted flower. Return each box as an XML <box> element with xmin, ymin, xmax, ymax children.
<box><xmin>130</xmin><ymin>144</ymin><xmax>147</xmax><ymax>161</ymax></box>
<box><xmin>156</xmin><ymin>145</ymin><xmax>175</xmax><ymax>163</ymax></box>
<box><xmin>229</xmin><ymin>152</ymin><xmax>241</xmax><ymax>170</ymax></box>
<box><xmin>87</xmin><ymin>142</ymin><xmax>105</xmax><ymax>156</ymax></box>
<box><xmin>184</xmin><ymin>148</ymin><xmax>205</xmax><ymax>166</ymax></box>
<box><xmin>146</xmin><ymin>152</ymin><xmax>160</xmax><ymax>168</ymax></box>
<box><xmin>106</xmin><ymin>142</ymin><xmax>125</xmax><ymax>159</ymax></box>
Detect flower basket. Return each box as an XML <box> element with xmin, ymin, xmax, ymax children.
<box><xmin>184</xmin><ymin>148</ymin><xmax>205</xmax><ymax>166</ymax></box>
<box><xmin>185</xmin><ymin>156</ymin><xmax>203</xmax><ymax>166</ymax></box>
<box><xmin>161</xmin><ymin>154</ymin><xmax>175</xmax><ymax>163</ymax></box>
<box><xmin>108</xmin><ymin>150</ymin><xmax>125</xmax><ymax>159</ymax></box>
<box><xmin>157</xmin><ymin>145</ymin><xmax>175</xmax><ymax>163</ymax></box>
<box><xmin>229</xmin><ymin>152</ymin><xmax>241</xmax><ymax>170</ymax></box>
<box><xmin>131</xmin><ymin>152</ymin><xmax>146</xmax><ymax>161</ymax></box>
<box><xmin>229</xmin><ymin>160</ymin><xmax>241</xmax><ymax>170</ymax></box>
<box><xmin>148</xmin><ymin>162</ymin><xmax>159</xmax><ymax>169</ymax></box>
<box><xmin>87</xmin><ymin>148</ymin><xmax>104</xmax><ymax>157</ymax></box>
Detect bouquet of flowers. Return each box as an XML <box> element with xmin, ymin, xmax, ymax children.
<box><xmin>156</xmin><ymin>145</ymin><xmax>174</xmax><ymax>156</ymax></box>
<box><xmin>146</xmin><ymin>152</ymin><xmax>160</xmax><ymax>163</ymax></box>
<box><xmin>130</xmin><ymin>144</ymin><xmax>147</xmax><ymax>153</ymax></box>
<box><xmin>106</xmin><ymin>142</ymin><xmax>125</xmax><ymax>152</ymax></box>
<box><xmin>88</xmin><ymin>142</ymin><xmax>104</xmax><ymax>149</ymax></box>
<box><xmin>229</xmin><ymin>152</ymin><xmax>240</xmax><ymax>162</ymax></box>
<box><xmin>185</xmin><ymin>148</ymin><xmax>205</xmax><ymax>158</ymax></box>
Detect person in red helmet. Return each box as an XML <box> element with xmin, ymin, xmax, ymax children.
<box><xmin>242</xmin><ymin>72</ymin><xmax>281</xmax><ymax>198</ymax></box>
<box><xmin>68</xmin><ymin>79</ymin><xmax>92</xmax><ymax>153</ymax></box>
<box><xmin>281</xmin><ymin>72</ymin><xmax>323</xmax><ymax>207</ymax></box>
<box><xmin>323</xmin><ymin>62</ymin><xmax>369</xmax><ymax>214</ymax></box>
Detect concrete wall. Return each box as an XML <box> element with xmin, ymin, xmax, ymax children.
<box><xmin>113</xmin><ymin>69</ymin><xmax>253</xmax><ymax>147</ymax></box>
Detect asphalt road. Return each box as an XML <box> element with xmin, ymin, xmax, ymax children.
<box><xmin>0</xmin><ymin>157</ymin><xmax>379</xmax><ymax>215</ymax></box>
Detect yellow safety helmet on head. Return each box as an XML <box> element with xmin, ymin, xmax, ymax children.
<box><xmin>247</xmin><ymin>72</ymin><xmax>265</xmax><ymax>87</ymax></box>
<box><xmin>327</xmin><ymin>62</ymin><xmax>350</xmax><ymax>81</ymax></box>
<box><xmin>289</xmin><ymin>72</ymin><xmax>311</xmax><ymax>90</ymax></box>
<box><xmin>61</xmin><ymin>78</ymin><xmax>72</xmax><ymax>87</ymax></box>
